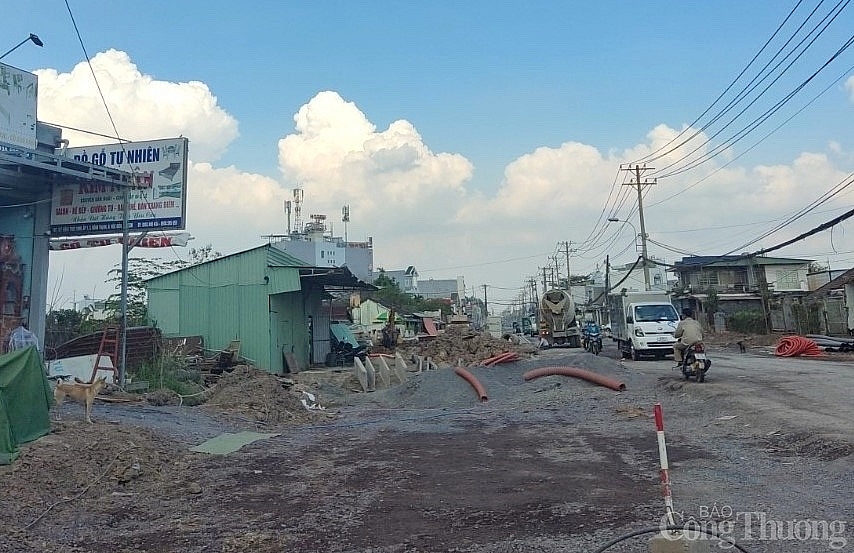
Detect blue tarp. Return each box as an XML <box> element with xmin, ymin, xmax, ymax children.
<box><xmin>329</xmin><ymin>321</ymin><xmax>360</xmax><ymax>348</ymax></box>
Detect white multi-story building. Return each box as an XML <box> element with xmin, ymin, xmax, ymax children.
<box><xmin>270</xmin><ymin>214</ymin><xmax>374</xmax><ymax>284</ymax></box>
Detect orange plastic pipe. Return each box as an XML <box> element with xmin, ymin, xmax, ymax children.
<box><xmin>523</xmin><ymin>366</ymin><xmax>626</xmax><ymax>391</ymax></box>
<box><xmin>482</xmin><ymin>351</ymin><xmax>511</xmax><ymax>365</ymax></box>
<box><xmin>454</xmin><ymin>367</ymin><xmax>488</xmax><ymax>402</ymax></box>
<box><xmin>484</xmin><ymin>352</ymin><xmax>518</xmax><ymax>366</ymax></box>
<box><xmin>493</xmin><ymin>353</ymin><xmax>521</xmax><ymax>366</ymax></box>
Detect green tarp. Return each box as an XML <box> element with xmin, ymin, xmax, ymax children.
<box><xmin>0</xmin><ymin>347</ymin><xmax>53</xmax><ymax>465</ymax></box>
<box><xmin>190</xmin><ymin>431</ymin><xmax>280</xmax><ymax>455</ymax></box>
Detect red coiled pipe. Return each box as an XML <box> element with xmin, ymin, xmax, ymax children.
<box><xmin>775</xmin><ymin>336</ymin><xmax>824</xmax><ymax>357</ymax></box>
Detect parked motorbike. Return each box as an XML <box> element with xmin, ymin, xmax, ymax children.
<box><xmin>679</xmin><ymin>342</ymin><xmax>711</xmax><ymax>382</ymax></box>
<box><xmin>325</xmin><ymin>340</ymin><xmax>368</xmax><ymax>367</ymax></box>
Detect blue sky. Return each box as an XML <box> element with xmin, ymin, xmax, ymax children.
<box><xmin>5</xmin><ymin>1</ymin><xmax>854</xmax><ymax>308</ymax></box>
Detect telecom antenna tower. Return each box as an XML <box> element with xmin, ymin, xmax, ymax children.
<box><xmin>342</xmin><ymin>204</ymin><xmax>350</xmax><ymax>243</ymax></box>
<box><xmin>293</xmin><ymin>188</ymin><xmax>304</xmax><ymax>234</ymax></box>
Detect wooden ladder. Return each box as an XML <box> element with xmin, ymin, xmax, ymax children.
<box><xmin>90</xmin><ymin>326</ymin><xmax>119</xmax><ymax>383</ymax></box>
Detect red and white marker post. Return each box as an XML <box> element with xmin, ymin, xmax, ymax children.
<box><xmin>654</xmin><ymin>402</ymin><xmax>676</xmax><ymax>526</ymax></box>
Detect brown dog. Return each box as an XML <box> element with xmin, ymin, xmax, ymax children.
<box><xmin>53</xmin><ymin>376</ymin><xmax>107</xmax><ymax>424</ymax></box>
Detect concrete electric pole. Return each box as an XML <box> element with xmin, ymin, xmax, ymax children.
<box><xmin>621</xmin><ymin>164</ymin><xmax>655</xmax><ymax>291</ymax></box>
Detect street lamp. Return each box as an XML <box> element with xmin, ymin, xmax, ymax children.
<box><xmin>608</xmin><ymin>217</ymin><xmax>651</xmax><ymax>291</ymax></box>
<box><xmin>0</xmin><ymin>34</ymin><xmax>44</xmax><ymax>61</ymax></box>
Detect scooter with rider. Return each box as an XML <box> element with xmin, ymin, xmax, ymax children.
<box><xmin>673</xmin><ymin>308</ymin><xmax>711</xmax><ymax>382</ymax></box>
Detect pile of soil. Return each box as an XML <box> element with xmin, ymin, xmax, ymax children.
<box><xmin>202</xmin><ymin>365</ymin><xmax>334</xmax><ymax>425</ymax></box>
<box><xmin>1</xmin><ymin>420</ymin><xmax>196</xmax><ymax>551</ymax></box>
<box><xmin>395</xmin><ymin>325</ymin><xmax>537</xmax><ymax>367</ymax></box>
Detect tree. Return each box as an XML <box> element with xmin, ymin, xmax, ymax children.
<box><xmin>368</xmin><ymin>269</ymin><xmax>453</xmax><ymax>316</ymax></box>
<box><xmin>105</xmin><ymin>244</ymin><xmax>222</xmax><ymax>326</ymax></box>
<box><xmin>44</xmin><ymin>308</ymin><xmax>84</xmax><ymax>350</ymax></box>
<box><xmin>808</xmin><ymin>261</ymin><xmax>829</xmax><ymax>274</ymax></box>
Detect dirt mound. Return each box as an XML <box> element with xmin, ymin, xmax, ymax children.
<box><xmin>1</xmin><ymin>421</ymin><xmax>194</xmax><ymax>539</ymax></box>
<box><xmin>203</xmin><ymin>365</ymin><xmax>334</xmax><ymax>425</ymax></box>
<box><xmin>396</xmin><ymin>326</ymin><xmax>537</xmax><ymax>367</ymax></box>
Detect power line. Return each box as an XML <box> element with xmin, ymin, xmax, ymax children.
<box><xmin>634</xmin><ymin>0</ymin><xmax>809</xmax><ymax>165</ymax></box>
<box><xmin>656</xmin><ymin>5</ymin><xmax>853</xmax><ymax>179</ymax></box>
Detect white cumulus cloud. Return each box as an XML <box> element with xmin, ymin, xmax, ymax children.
<box><xmin>35</xmin><ymin>49</ymin><xmax>238</xmax><ymax>162</ymax></box>
<box><xmin>40</xmin><ymin>65</ymin><xmax>854</xmax><ymax>308</ymax></box>
<box><xmin>277</xmin><ymin>91</ymin><xmax>473</xmax><ymax>230</ymax></box>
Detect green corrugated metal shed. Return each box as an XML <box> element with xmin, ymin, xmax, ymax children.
<box><xmin>146</xmin><ymin>244</ymin><xmax>310</xmax><ymax>373</ymax></box>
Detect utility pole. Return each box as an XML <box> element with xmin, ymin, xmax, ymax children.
<box><xmin>542</xmin><ymin>267</ymin><xmax>548</xmax><ymax>294</ymax></box>
<box><xmin>482</xmin><ymin>284</ymin><xmax>489</xmax><ymax>315</ymax></box>
<box><xmin>562</xmin><ymin>240</ymin><xmax>577</xmax><ymax>289</ymax></box>
<box><xmin>604</xmin><ymin>255</ymin><xmax>610</xmax><ymax>325</ymax></box>
<box><xmin>621</xmin><ymin>164</ymin><xmax>655</xmax><ymax>291</ymax></box>
<box><xmin>529</xmin><ymin>277</ymin><xmax>538</xmax><ymax>321</ymax></box>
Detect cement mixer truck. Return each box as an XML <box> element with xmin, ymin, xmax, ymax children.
<box><xmin>538</xmin><ymin>288</ymin><xmax>581</xmax><ymax>347</ymax></box>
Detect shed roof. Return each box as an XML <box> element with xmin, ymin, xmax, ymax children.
<box><xmin>299</xmin><ymin>266</ymin><xmax>377</xmax><ymax>291</ymax></box>
<box><xmin>806</xmin><ymin>267</ymin><xmax>854</xmax><ymax>301</ymax></box>
<box><xmin>145</xmin><ymin>243</ymin><xmax>308</xmax><ymax>283</ymax></box>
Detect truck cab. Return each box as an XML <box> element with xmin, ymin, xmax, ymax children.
<box><xmin>626</xmin><ymin>302</ymin><xmax>679</xmax><ymax>358</ymax></box>
<box><xmin>608</xmin><ymin>292</ymin><xmax>679</xmax><ymax>360</ymax></box>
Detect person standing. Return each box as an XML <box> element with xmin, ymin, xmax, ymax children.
<box><xmin>673</xmin><ymin>308</ymin><xmax>703</xmax><ymax>366</ymax></box>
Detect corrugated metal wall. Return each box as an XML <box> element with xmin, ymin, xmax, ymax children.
<box><xmin>306</xmin><ymin>288</ymin><xmax>332</xmax><ymax>365</ymax></box>
<box><xmin>269</xmin><ymin>291</ymin><xmax>307</xmax><ymax>372</ymax></box>
<box><xmin>146</xmin><ymin>246</ymin><xmax>304</xmax><ymax>372</ymax></box>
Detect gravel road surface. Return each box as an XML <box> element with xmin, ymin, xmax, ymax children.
<box><xmin>1</xmin><ymin>340</ymin><xmax>851</xmax><ymax>552</ymax></box>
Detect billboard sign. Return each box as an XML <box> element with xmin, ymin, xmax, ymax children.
<box><xmin>49</xmin><ymin>231</ymin><xmax>192</xmax><ymax>250</ymax></box>
<box><xmin>51</xmin><ymin>137</ymin><xmax>189</xmax><ymax>237</ymax></box>
<box><xmin>0</xmin><ymin>62</ymin><xmax>38</xmax><ymax>149</ymax></box>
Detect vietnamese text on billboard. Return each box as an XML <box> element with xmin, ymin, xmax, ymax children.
<box><xmin>0</xmin><ymin>62</ymin><xmax>38</xmax><ymax>150</ymax></box>
<box><xmin>50</xmin><ymin>137</ymin><xmax>189</xmax><ymax>237</ymax></box>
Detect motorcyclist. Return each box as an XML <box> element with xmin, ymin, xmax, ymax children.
<box><xmin>582</xmin><ymin>320</ymin><xmax>601</xmax><ymax>350</ymax></box>
<box><xmin>673</xmin><ymin>308</ymin><xmax>703</xmax><ymax>366</ymax></box>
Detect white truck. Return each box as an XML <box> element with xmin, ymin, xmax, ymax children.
<box><xmin>538</xmin><ymin>289</ymin><xmax>581</xmax><ymax>347</ymax></box>
<box><xmin>607</xmin><ymin>290</ymin><xmax>679</xmax><ymax>360</ymax></box>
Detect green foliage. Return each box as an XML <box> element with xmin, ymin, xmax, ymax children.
<box><xmin>44</xmin><ymin>309</ymin><xmax>84</xmax><ymax>350</ymax></box>
<box><xmin>728</xmin><ymin>310</ymin><xmax>768</xmax><ymax>334</ymax></box>
<box><xmin>368</xmin><ymin>269</ymin><xmax>453</xmax><ymax>316</ymax></box>
<box><xmin>105</xmin><ymin>244</ymin><xmax>223</xmax><ymax>326</ymax></box>
<box><xmin>704</xmin><ymin>288</ymin><xmax>719</xmax><ymax>327</ymax></box>
<box><xmin>48</xmin><ymin>244</ymin><xmax>223</xmax><ymax>348</ymax></box>
<box><xmin>130</xmin><ymin>353</ymin><xmax>208</xmax><ymax>405</ymax></box>
<box><xmin>44</xmin><ymin>308</ymin><xmax>109</xmax><ymax>350</ymax></box>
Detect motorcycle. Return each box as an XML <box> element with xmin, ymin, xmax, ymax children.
<box><xmin>582</xmin><ymin>325</ymin><xmax>603</xmax><ymax>355</ymax></box>
<box><xmin>679</xmin><ymin>342</ymin><xmax>711</xmax><ymax>382</ymax></box>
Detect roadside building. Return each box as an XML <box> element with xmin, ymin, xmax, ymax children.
<box><xmin>671</xmin><ymin>255</ymin><xmax>813</xmax><ymax>332</ymax></box>
<box><xmin>145</xmin><ymin>244</ymin><xmax>375</xmax><ymax>373</ymax></box>
<box><xmin>385</xmin><ymin>266</ymin><xmax>419</xmax><ymax>294</ymax></box>
<box><xmin>0</xmin><ymin>59</ymin><xmax>134</xmax><ymax>350</ymax></box>
<box><xmin>805</xmin><ymin>267</ymin><xmax>854</xmax><ymax>335</ymax></box>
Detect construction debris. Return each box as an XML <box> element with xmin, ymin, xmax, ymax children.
<box><xmin>396</xmin><ymin>325</ymin><xmax>535</xmax><ymax>368</ymax></box>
